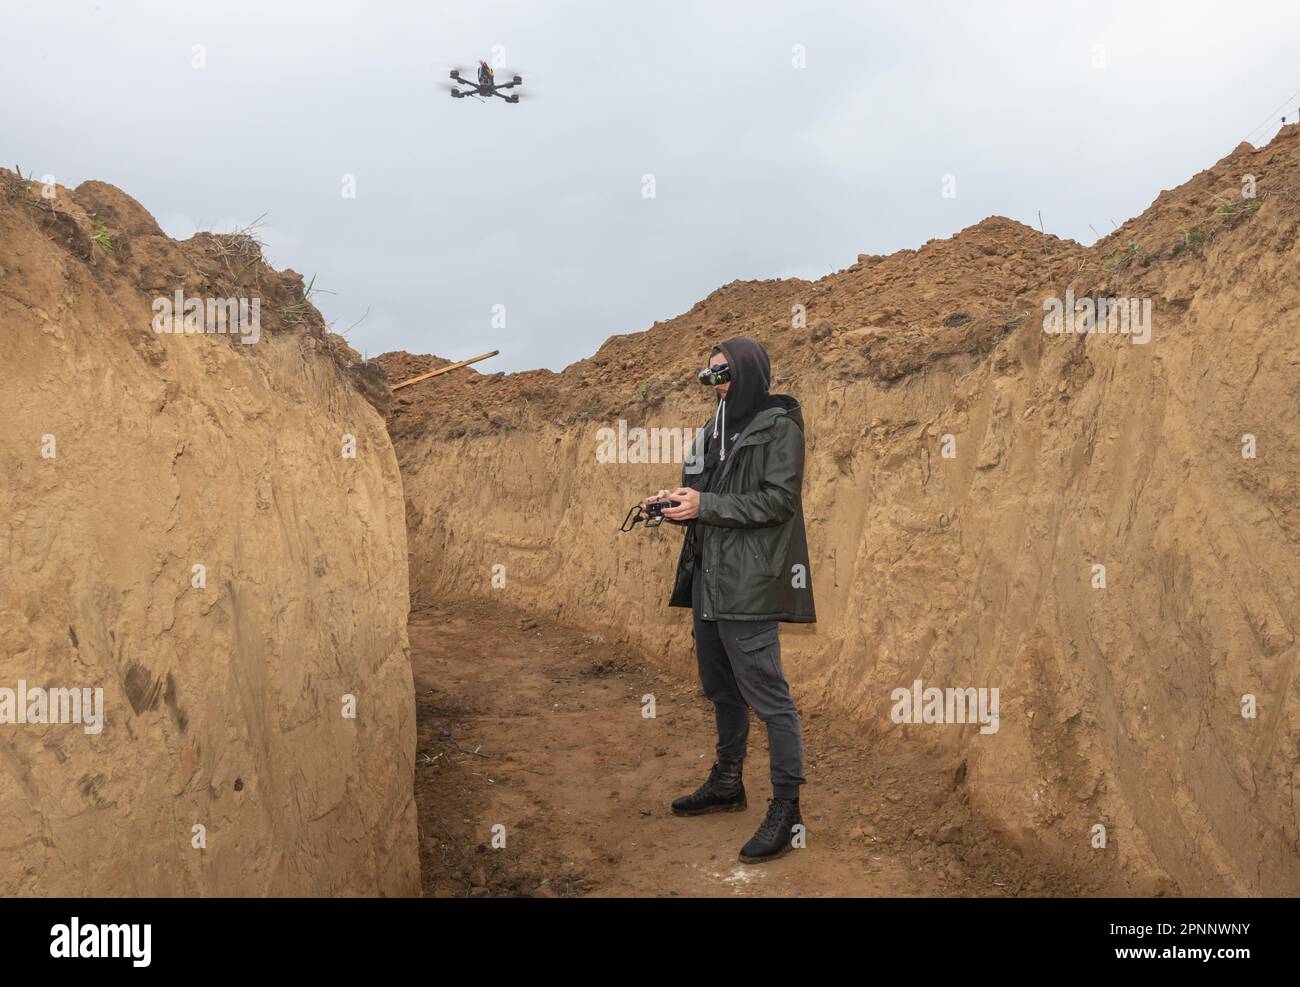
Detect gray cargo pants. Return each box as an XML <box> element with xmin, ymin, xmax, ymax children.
<box><xmin>691</xmin><ymin>562</ymin><xmax>806</xmax><ymax>799</ymax></box>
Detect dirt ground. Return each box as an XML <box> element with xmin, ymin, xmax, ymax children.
<box><xmin>412</xmin><ymin>595</ymin><xmax>1115</xmax><ymax>898</ymax></box>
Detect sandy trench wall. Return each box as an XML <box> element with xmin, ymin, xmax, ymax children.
<box><xmin>398</xmin><ymin>169</ymin><xmax>1300</xmax><ymax>896</ymax></box>
<box><xmin>0</xmin><ymin>174</ymin><xmax>418</xmax><ymax>895</ymax></box>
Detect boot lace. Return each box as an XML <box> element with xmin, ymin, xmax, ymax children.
<box><xmin>700</xmin><ymin>763</ymin><xmax>726</xmax><ymax>793</ymax></box>
<box><xmin>755</xmin><ymin>798</ymin><xmax>789</xmax><ymax>842</ymax></box>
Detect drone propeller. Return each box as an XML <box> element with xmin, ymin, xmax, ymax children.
<box><xmin>441</xmin><ymin>85</ymin><xmax>486</xmax><ymax>104</ymax></box>
<box><xmin>438</xmin><ymin>81</ymin><xmax>474</xmax><ymax>100</ymax></box>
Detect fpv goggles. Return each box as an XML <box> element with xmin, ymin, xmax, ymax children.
<box><xmin>697</xmin><ymin>362</ymin><xmax>731</xmax><ymax>386</ymax></box>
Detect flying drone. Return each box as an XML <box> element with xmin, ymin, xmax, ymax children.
<box><xmin>447</xmin><ymin>61</ymin><xmax>526</xmax><ymax>103</ymax></box>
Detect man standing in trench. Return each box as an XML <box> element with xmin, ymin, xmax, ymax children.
<box><xmin>643</xmin><ymin>335</ymin><xmax>815</xmax><ymax>863</ymax></box>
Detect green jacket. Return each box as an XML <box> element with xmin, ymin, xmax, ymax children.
<box><xmin>668</xmin><ymin>395</ymin><xmax>816</xmax><ymax>622</ymax></box>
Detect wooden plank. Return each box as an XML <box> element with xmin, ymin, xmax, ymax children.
<box><xmin>392</xmin><ymin>350</ymin><xmax>500</xmax><ymax>391</ymax></box>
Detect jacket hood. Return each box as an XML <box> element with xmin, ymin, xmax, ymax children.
<box><xmin>763</xmin><ymin>393</ymin><xmax>804</xmax><ymax>433</ymax></box>
<box><xmin>712</xmin><ymin>336</ymin><xmax>771</xmax><ymax>424</ymax></box>
<box><xmin>735</xmin><ymin>394</ymin><xmax>803</xmax><ymax>446</ymax></box>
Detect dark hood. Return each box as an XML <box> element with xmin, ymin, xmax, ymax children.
<box><xmin>712</xmin><ymin>336</ymin><xmax>772</xmax><ymax>426</ymax></box>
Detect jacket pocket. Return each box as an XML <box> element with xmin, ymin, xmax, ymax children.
<box><xmin>749</xmin><ymin>526</ymin><xmax>789</xmax><ymax>579</ymax></box>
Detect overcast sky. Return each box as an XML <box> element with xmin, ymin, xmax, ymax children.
<box><xmin>5</xmin><ymin>0</ymin><xmax>1300</xmax><ymax>372</ymax></box>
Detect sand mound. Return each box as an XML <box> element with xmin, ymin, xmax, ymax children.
<box><xmin>383</xmin><ymin>127</ymin><xmax>1300</xmax><ymax>895</ymax></box>
<box><xmin>0</xmin><ymin>171</ymin><xmax>417</xmax><ymax>895</ymax></box>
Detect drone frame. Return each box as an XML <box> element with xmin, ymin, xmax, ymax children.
<box><xmin>449</xmin><ymin>69</ymin><xmax>524</xmax><ymax>103</ymax></box>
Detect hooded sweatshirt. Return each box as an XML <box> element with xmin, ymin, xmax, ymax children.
<box><xmin>687</xmin><ymin>336</ymin><xmax>783</xmax><ymax>555</ymax></box>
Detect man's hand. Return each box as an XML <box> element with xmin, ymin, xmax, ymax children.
<box><xmin>661</xmin><ymin>487</ymin><xmax>700</xmax><ymax>521</ymax></box>
<box><xmin>641</xmin><ymin>489</ymin><xmax>672</xmax><ymax>510</ymax></box>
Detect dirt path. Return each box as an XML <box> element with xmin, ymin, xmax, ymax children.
<box><xmin>412</xmin><ymin>596</ymin><xmax>1106</xmax><ymax>898</ymax></box>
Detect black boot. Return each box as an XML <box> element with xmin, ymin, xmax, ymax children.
<box><xmin>671</xmin><ymin>759</ymin><xmax>746</xmax><ymax>816</ymax></box>
<box><xmin>738</xmin><ymin>797</ymin><xmax>802</xmax><ymax>863</ymax></box>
